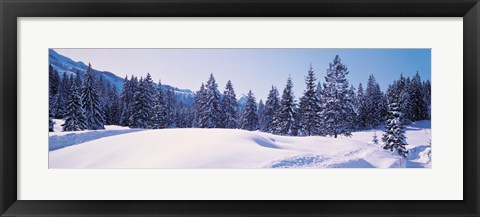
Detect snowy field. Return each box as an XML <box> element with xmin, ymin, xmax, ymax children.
<box><xmin>49</xmin><ymin>120</ymin><xmax>431</xmax><ymax>169</ymax></box>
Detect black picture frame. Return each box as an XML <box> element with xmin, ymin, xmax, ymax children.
<box><xmin>1</xmin><ymin>0</ymin><xmax>478</xmax><ymax>216</ymax></box>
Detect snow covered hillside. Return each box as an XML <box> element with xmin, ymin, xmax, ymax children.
<box><xmin>49</xmin><ymin>121</ymin><xmax>431</xmax><ymax>169</ymax></box>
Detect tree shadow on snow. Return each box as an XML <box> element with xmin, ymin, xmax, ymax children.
<box><xmin>252</xmin><ymin>138</ymin><xmax>282</xmax><ymax>149</ymax></box>
<box><xmin>49</xmin><ymin>129</ymin><xmax>143</xmax><ymax>151</ymax></box>
<box><xmin>327</xmin><ymin>158</ymin><xmax>375</xmax><ymax>168</ymax></box>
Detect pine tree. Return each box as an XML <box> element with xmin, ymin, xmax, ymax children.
<box><xmin>49</xmin><ymin>64</ymin><xmax>58</xmax><ymax>131</ymax></box>
<box><xmin>176</xmin><ymin>105</ymin><xmax>193</xmax><ymax>128</ymax></box>
<box><xmin>346</xmin><ymin>85</ymin><xmax>357</xmax><ymax>131</ymax></box>
<box><xmin>165</xmin><ymin>89</ymin><xmax>177</xmax><ymax>128</ymax></box>
<box><xmin>263</xmin><ymin>86</ymin><xmax>280</xmax><ymax>133</ymax></box>
<box><xmin>298</xmin><ymin>64</ymin><xmax>323</xmax><ymax>136</ymax></box>
<box><xmin>68</xmin><ymin>74</ymin><xmax>75</xmax><ymax>93</ymax></box>
<box><xmin>220</xmin><ymin>80</ymin><xmax>238</xmax><ymax>128</ymax></box>
<box><xmin>49</xmin><ymin>95</ymin><xmax>55</xmax><ymax>132</ymax></box>
<box><xmin>49</xmin><ymin>64</ymin><xmax>60</xmax><ymax>97</ymax></box>
<box><xmin>98</xmin><ymin>76</ymin><xmax>109</xmax><ymax>123</ymax></box>
<box><xmin>409</xmin><ymin>72</ymin><xmax>427</xmax><ymax>121</ymax></box>
<box><xmin>355</xmin><ymin>83</ymin><xmax>368</xmax><ymax>130</ymax></box>
<box><xmin>130</xmin><ymin>77</ymin><xmax>145</xmax><ymax>128</ymax></box>
<box><xmin>52</xmin><ymin>72</ymin><xmax>70</xmax><ymax>118</ymax></box>
<box><xmin>257</xmin><ymin>100</ymin><xmax>266</xmax><ymax>131</ymax></box>
<box><xmin>199</xmin><ymin>73</ymin><xmax>221</xmax><ymax>128</ymax></box>
<box><xmin>387</xmin><ymin>74</ymin><xmax>412</xmax><ymax>124</ymax></box>
<box><xmin>423</xmin><ymin>80</ymin><xmax>431</xmax><ymax>120</ymax></box>
<box><xmin>272</xmin><ymin>77</ymin><xmax>299</xmax><ymax>136</ymax></box>
<box><xmin>106</xmin><ymin>85</ymin><xmax>120</xmax><ymax>125</ymax></box>
<box><xmin>62</xmin><ymin>75</ymin><xmax>87</xmax><ymax>131</ymax></box>
<box><xmin>382</xmin><ymin>102</ymin><xmax>408</xmax><ymax>157</ymax></box>
<box><xmin>144</xmin><ymin>73</ymin><xmax>156</xmax><ymax>127</ymax></box>
<box><xmin>150</xmin><ymin>80</ymin><xmax>168</xmax><ymax>129</ymax></box>
<box><xmin>119</xmin><ymin>75</ymin><xmax>135</xmax><ymax>126</ymax></box>
<box><xmin>365</xmin><ymin>75</ymin><xmax>384</xmax><ymax>128</ymax></box>
<box><xmin>81</xmin><ymin>63</ymin><xmax>105</xmax><ymax>130</ymax></box>
<box><xmin>130</xmin><ymin>74</ymin><xmax>155</xmax><ymax>128</ymax></box>
<box><xmin>321</xmin><ymin>55</ymin><xmax>354</xmax><ymax>138</ymax></box>
<box><xmin>240</xmin><ymin>90</ymin><xmax>259</xmax><ymax>131</ymax></box>
<box><xmin>193</xmin><ymin>83</ymin><xmax>207</xmax><ymax>127</ymax></box>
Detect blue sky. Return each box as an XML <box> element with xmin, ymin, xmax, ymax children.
<box><xmin>54</xmin><ymin>48</ymin><xmax>431</xmax><ymax>101</ymax></box>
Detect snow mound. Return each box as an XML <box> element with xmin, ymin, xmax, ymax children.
<box><xmin>49</xmin><ymin>121</ymin><xmax>431</xmax><ymax>168</ymax></box>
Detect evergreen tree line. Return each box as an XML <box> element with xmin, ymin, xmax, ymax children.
<box><xmin>49</xmin><ymin>63</ymin><xmax>110</xmax><ymax>131</ymax></box>
<box><xmin>50</xmin><ymin>55</ymin><xmax>430</xmax><ymax>142</ymax></box>
<box><xmin>117</xmin><ymin>73</ymin><xmax>194</xmax><ymax>129</ymax></box>
<box><xmin>189</xmin><ymin>55</ymin><xmax>431</xmax><ymax>139</ymax></box>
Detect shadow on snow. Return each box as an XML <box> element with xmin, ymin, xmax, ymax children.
<box><xmin>49</xmin><ymin>129</ymin><xmax>142</xmax><ymax>151</ymax></box>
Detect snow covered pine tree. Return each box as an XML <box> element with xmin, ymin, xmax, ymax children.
<box><xmin>199</xmin><ymin>73</ymin><xmax>222</xmax><ymax>128</ymax></box>
<box><xmin>240</xmin><ymin>90</ymin><xmax>259</xmax><ymax>131</ymax></box>
<box><xmin>321</xmin><ymin>55</ymin><xmax>355</xmax><ymax>138</ymax></box>
<box><xmin>150</xmin><ymin>80</ymin><xmax>168</xmax><ymax>129</ymax></box>
<box><xmin>298</xmin><ymin>64</ymin><xmax>323</xmax><ymax>136</ymax></box>
<box><xmin>62</xmin><ymin>75</ymin><xmax>87</xmax><ymax>131</ymax></box>
<box><xmin>382</xmin><ymin>102</ymin><xmax>409</xmax><ymax>157</ymax></box>
<box><xmin>220</xmin><ymin>80</ymin><xmax>239</xmax><ymax>129</ymax></box>
<box><xmin>81</xmin><ymin>63</ymin><xmax>106</xmax><ymax>130</ymax></box>
<box><xmin>262</xmin><ymin>86</ymin><xmax>280</xmax><ymax>133</ymax></box>
<box><xmin>272</xmin><ymin>77</ymin><xmax>299</xmax><ymax>136</ymax></box>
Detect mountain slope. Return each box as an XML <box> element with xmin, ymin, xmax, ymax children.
<box><xmin>49</xmin><ymin>49</ymin><xmax>195</xmax><ymax>104</ymax></box>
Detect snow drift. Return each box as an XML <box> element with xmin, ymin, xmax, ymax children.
<box><xmin>49</xmin><ymin>121</ymin><xmax>431</xmax><ymax>169</ymax></box>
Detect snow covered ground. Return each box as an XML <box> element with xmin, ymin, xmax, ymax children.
<box><xmin>49</xmin><ymin>120</ymin><xmax>431</xmax><ymax>168</ymax></box>
<box><xmin>49</xmin><ymin>119</ymin><xmax>143</xmax><ymax>151</ymax></box>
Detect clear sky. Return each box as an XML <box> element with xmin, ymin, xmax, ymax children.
<box><xmin>53</xmin><ymin>48</ymin><xmax>431</xmax><ymax>101</ymax></box>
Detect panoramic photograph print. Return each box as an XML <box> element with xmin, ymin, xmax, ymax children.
<box><xmin>48</xmin><ymin>48</ymin><xmax>431</xmax><ymax>169</ymax></box>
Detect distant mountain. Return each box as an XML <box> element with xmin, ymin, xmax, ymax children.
<box><xmin>237</xmin><ymin>94</ymin><xmax>248</xmax><ymax>109</ymax></box>
<box><xmin>49</xmin><ymin>49</ymin><xmax>196</xmax><ymax>105</ymax></box>
<box><xmin>49</xmin><ymin>49</ymin><xmax>250</xmax><ymax>106</ymax></box>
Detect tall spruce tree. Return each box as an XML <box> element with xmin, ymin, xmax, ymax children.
<box><xmin>409</xmin><ymin>72</ymin><xmax>427</xmax><ymax>121</ymax></box>
<box><xmin>321</xmin><ymin>55</ymin><xmax>354</xmax><ymax>138</ymax></box>
<box><xmin>81</xmin><ymin>63</ymin><xmax>105</xmax><ymax>130</ymax></box>
<box><xmin>49</xmin><ymin>64</ymin><xmax>60</xmax><ymax>97</ymax></box>
<box><xmin>49</xmin><ymin>95</ymin><xmax>55</xmax><ymax>132</ymax></box>
<box><xmin>298</xmin><ymin>65</ymin><xmax>323</xmax><ymax>136</ymax></box>
<box><xmin>150</xmin><ymin>80</ymin><xmax>168</xmax><ymax>129</ymax></box>
<box><xmin>272</xmin><ymin>77</ymin><xmax>299</xmax><ymax>136</ymax></box>
<box><xmin>176</xmin><ymin>105</ymin><xmax>193</xmax><ymax>128</ymax></box>
<box><xmin>199</xmin><ymin>73</ymin><xmax>221</xmax><ymax>128</ymax></box>
<box><xmin>119</xmin><ymin>75</ymin><xmax>135</xmax><ymax>126</ymax></box>
<box><xmin>130</xmin><ymin>74</ymin><xmax>155</xmax><ymax>128</ymax></box>
<box><xmin>220</xmin><ymin>80</ymin><xmax>239</xmax><ymax>128</ymax></box>
<box><xmin>423</xmin><ymin>80</ymin><xmax>431</xmax><ymax>120</ymax></box>
<box><xmin>106</xmin><ymin>85</ymin><xmax>120</xmax><ymax>125</ymax></box>
<box><xmin>240</xmin><ymin>90</ymin><xmax>259</xmax><ymax>131</ymax></box>
<box><xmin>365</xmin><ymin>75</ymin><xmax>385</xmax><ymax>128</ymax></box>
<box><xmin>98</xmin><ymin>76</ymin><xmax>109</xmax><ymax>122</ymax></box>
<box><xmin>263</xmin><ymin>86</ymin><xmax>280</xmax><ymax>133</ymax></box>
<box><xmin>62</xmin><ymin>75</ymin><xmax>87</xmax><ymax>131</ymax></box>
<box><xmin>194</xmin><ymin>83</ymin><xmax>207</xmax><ymax>127</ymax></box>
<box><xmin>355</xmin><ymin>83</ymin><xmax>368</xmax><ymax>130</ymax></box>
<box><xmin>52</xmin><ymin>72</ymin><xmax>70</xmax><ymax>118</ymax></box>
<box><xmin>165</xmin><ymin>89</ymin><xmax>177</xmax><ymax>128</ymax></box>
<box><xmin>347</xmin><ymin>85</ymin><xmax>357</xmax><ymax>131</ymax></box>
<box><xmin>387</xmin><ymin>74</ymin><xmax>412</xmax><ymax>124</ymax></box>
<box><xmin>382</xmin><ymin>102</ymin><xmax>408</xmax><ymax>157</ymax></box>
<box><xmin>130</xmin><ymin>77</ymin><xmax>145</xmax><ymax>128</ymax></box>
